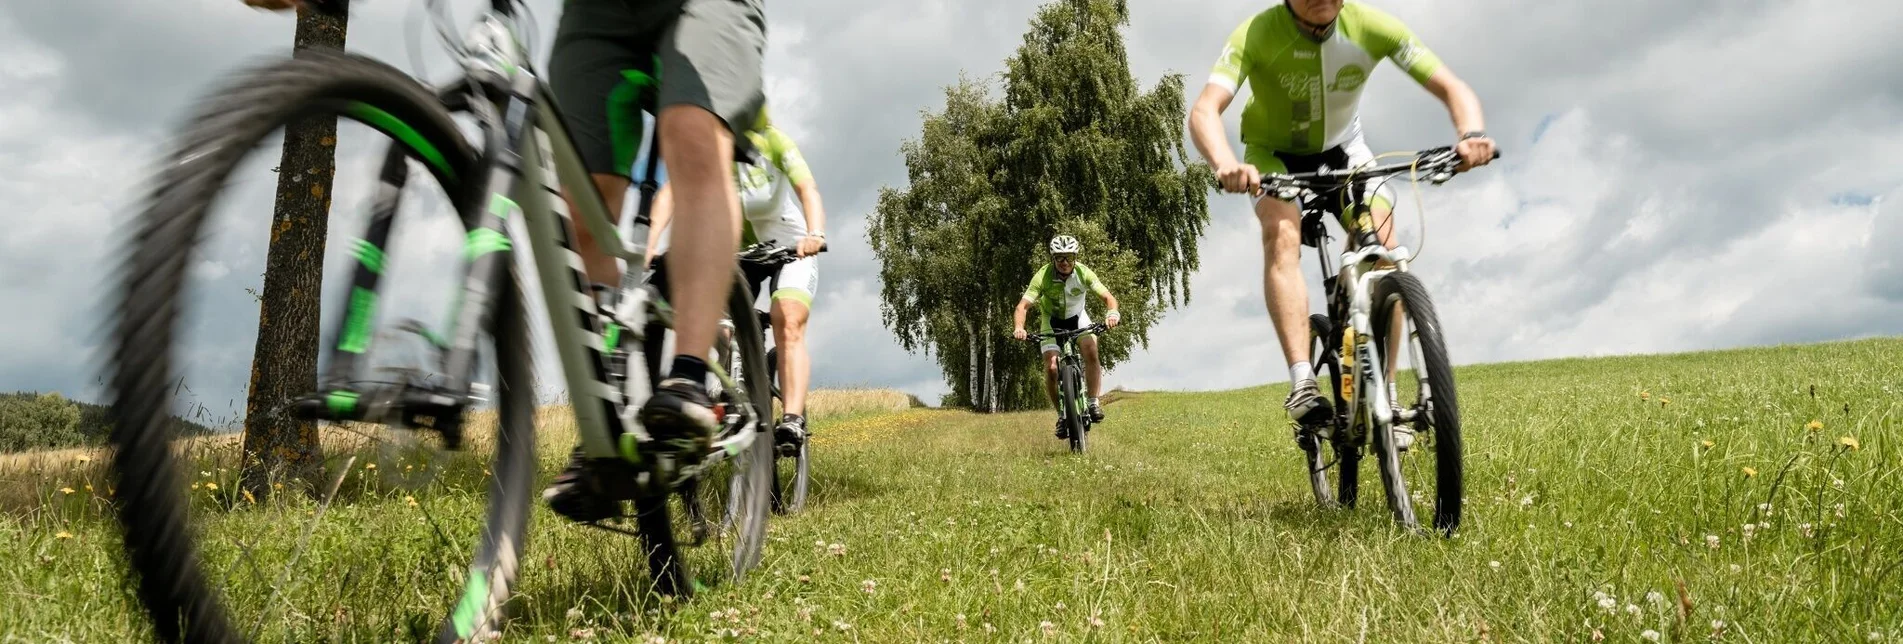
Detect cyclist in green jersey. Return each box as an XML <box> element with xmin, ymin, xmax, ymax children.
<box><xmin>643</xmin><ymin>122</ymin><xmax>829</xmax><ymax>450</ymax></box>
<box><xmin>1187</xmin><ymin>0</ymin><xmax>1496</xmax><ymax>426</ymax></box>
<box><xmin>242</xmin><ymin>0</ymin><xmax>771</xmax><ymax>523</ymax></box>
<box><xmin>1012</xmin><ymin>236</ymin><xmax>1121</xmax><ymax>438</ymax></box>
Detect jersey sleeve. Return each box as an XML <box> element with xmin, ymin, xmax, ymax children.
<box><xmin>1206</xmin><ymin>18</ymin><xmax>1253</xmax><ymax>93</ymax></box>
<box><xmin>1077</xmin><ymin>264</ymin><xmax>1111</xmax><ymax>296</ymax></box>
<box><xmin>1022</xmin><ymin>265</ymin><xmax>1048</xmax><ymax>302</ymax></box>
<box><xmin>1346</xmin><ymin>4</ymin><xmax>1444</xmax><ymax>85</ymax></box>
<box><xmin>760</xmin><ymin>126</ymin><xmax>815</xmax><ymax>185</ymax></box>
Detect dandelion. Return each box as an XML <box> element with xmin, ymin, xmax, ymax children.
<box><xmin>1807</xmin><ymin>420</ymin><xmax>1823</xmax><ymax>432</ymax></box>
<box><xmin>1706</xmin><ymin>534</ymin><xmax>1721</xmax><ymax>549</ymax></box>
<box><xmin>1839</xmin><ymin>436</ymin><xmax>1861</xmax><ymax>451</ymax></box>
<box><xmin>1488</xmin><ymin>561</ymin><xmax>1501</xmax><ymax>571</ymax></box>
<box><xmin>1642</xmin><ymin>630</ymin><xmax>1661</xmax><ymax>642</ymax></box>
<box><xmin>1741</xmin><ymin>467</ymin><xmax>1757</xmax><ymax>478</ymax></box>
<box><xmin>56</xmin><ymin>531</ymin><xmax>73</xmax><ymax>539</ymax></box>
<box><xmin>205</xmin><ymin>482</ymin><xmax>218</xmax><ymax>491</ymax></box>
<box><xmin>861</xmin><ymin>579</ymin><xmax>877</xmax><ymax>594</ymax></box>
<box><xmin>59</xmin><ymin>487</ymin><xmax>74</xmax><ymax>495</ymax></box>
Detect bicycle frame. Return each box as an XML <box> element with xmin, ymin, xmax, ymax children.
<box><xmin>310</xmin><ymin>3</ymin><xmax>758</xmax><ymax>467</ymax></box>
<box><xmin>1296</xmin><ymin>176</ymin><xmax>1414</xmax><ymax>435</ymax></box>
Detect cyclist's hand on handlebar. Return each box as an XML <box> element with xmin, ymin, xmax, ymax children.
<box><xmin>1215</xmin><ymin>162</ymin><xmax>1262</xmax><ymax>195</ymax></box>
<box><xmin>796</xmin><ymin>235</ymin><xmax>826</xmax><ymax>258</ymax></box>
<box><xmin>1013</xmin><ymin>328</ymin><xmax>1028</xmax><ymax>341</ymax></box>
<box><xmin>1454</xmin><ymin>135</ymin><xmax>1496</xmax><ymax>172</ymax></box>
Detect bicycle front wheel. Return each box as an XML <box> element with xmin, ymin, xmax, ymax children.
<box><xmin>1061</xmin><ymin>363</ymin><xmax>1087</xmax><ymax>453</ymax></box>
<box><xmin>1369</xmin><ymin>271</ymin><xmax>1464</xmax><ymax>536</ymax></box>
<box><xmin>107</xmin><ymin>50</ymin><xmax>535</xmax><ymax>642</ymax></box>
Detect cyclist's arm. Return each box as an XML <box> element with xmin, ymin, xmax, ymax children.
<box><xmin>1189</xmin><ymin>19</ymin><xmax>1251</xmax><ymax>171</ymax></box>
<box><xmin>644</xmin><ymin>183</ymin><xmax>674</xmax><ymax>267</ymax></box>
<box><xmin>1420</xmin><ymin>67</ymin><xmax>1486</xmax><ymax>140</ymax></box>
<box><xmin>761</xmin><ymin>127</ymin><xmax>829</xmax><ymax>252</ymax></box>
<box><xmin>793</xmin><ymin>179</ymin><xmax>826</xmax><ymax>241</ymax></box>
<box><xmin>1081</xmin><ymin>265</ymin><xmax>1120</xmax><ymax>322</ymax></box>
<box><xmin>1013</xmin><ymin>296</ymin><xmax>1034</xmax><ymax>335</ymax></box>
<box><xmin>1189</xmin><ymin>85</ymin><xmax>1241</xmax><ymax>171</ymax></box>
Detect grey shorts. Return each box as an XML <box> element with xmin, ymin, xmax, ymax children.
<box><xmin>548</xmin><ymin>0</ymin><xmax>766</xmax><ymax>177</ymax></box>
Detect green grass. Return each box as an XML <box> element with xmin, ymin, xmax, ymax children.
<box><xmin>4</xmin><ymin>338</ymin><xmax>1901</xmax><ymax>642</ymax></box>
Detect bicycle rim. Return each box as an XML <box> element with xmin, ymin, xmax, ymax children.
<box><xmin>1372</xmin><ymin>271</ymin><xmax>1463</xmax><ymax>536</ymax></box>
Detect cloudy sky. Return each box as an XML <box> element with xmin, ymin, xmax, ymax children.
<box><xmin>3</xmin><ymin>0</ymin><xmax>1900</xmax><ymax>415</ymax></box>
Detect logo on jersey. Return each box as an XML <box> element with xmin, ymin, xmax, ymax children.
<box><xmin>1329</xmin><ymin>64</ymin><xmax>1368</xmax><ymax>92</ymax></box>
<box><xmin>1393</xmin><ymin>41</ymin><xmax>1424</xmax><ymax>68</ymax></box>
<box><xmin>1279</xmin><ymin>71</ymin><xmax>1319</xmax><ymax>99</ymax></box>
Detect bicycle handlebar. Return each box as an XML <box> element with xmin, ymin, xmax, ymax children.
<box><xmin>1025</xmin><ymin>322</ymin><xmax>1109</xmax><ymax>342</ymax></box>
<box><xmin>1234</xmin><ymin>146</ymin><xmax>1502</xmax><ymax>199</ymax></box>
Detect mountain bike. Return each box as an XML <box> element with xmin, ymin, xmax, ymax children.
<box><xmin>104</xmin><ymin>0</ymin><xmax>775</xmax><ymax>641</ymax></box>
<box><xmin>1266</xmin><ymin>146</ymin><xmax>1496</xmax><ymax>537</ymax></box>
<box><xmin>1027</xmin><ymin>323</ymin><xmax>1108</xmax><ymax>454</ymax></box>
<box><xmin>712</xmin><ymin>241</ymin><xmax>821</xmax><ymax>516</ymax></box>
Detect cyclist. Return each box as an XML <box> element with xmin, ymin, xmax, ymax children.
<box><xmin>642</xmin><ymin>121</ymin><xmax>828</xmax><ymax>451</ymax></box>
<box><xmin>241</xmin><ymin>0</ymin><xmax>770</xmax><ymax>522</ymax></box>
<box><xmin>1186</xmin><ymin>0</ymin><xmax>1495</xmax><ymax>428</ymax></box>
<box><xmin>1012</xmin><ymin>236</ymin><xmax>1120</xmax><ymax>439</ymax></box>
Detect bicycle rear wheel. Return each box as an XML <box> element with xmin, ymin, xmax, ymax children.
<box><xmin>766</xmin><ymin>348</ymin><xmax>813</xmax><ymax>514</ymax></box>
<box><xmin>1370</xmin><ymin>271</ymin><xmax>1464</xmax><ymax>536</ymax></box>
<box><xmin>107</xmin><ymin>51</ymin><xmax>534</xmax><ymax>642</ymax></box>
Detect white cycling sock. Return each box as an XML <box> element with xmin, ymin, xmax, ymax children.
<box><xmin>1289</xmin><ymin>361</ymin><xmax>1314</xmax><ymax>384</ymax></box>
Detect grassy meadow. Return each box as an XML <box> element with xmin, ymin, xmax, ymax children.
<box><xmin>2</xmin><ymin>339</ymin><xmax>1900</xmax><ymax>642</ymax></box>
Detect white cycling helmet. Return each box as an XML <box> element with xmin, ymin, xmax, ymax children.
<box><xmin>1049</xmin><ymin>235</ymin><xmax>1080</xmax><ymax>254</ymax></box>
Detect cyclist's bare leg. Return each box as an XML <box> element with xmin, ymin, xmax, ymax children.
<box><xmin>1255</xmin><ymin>196</ymin><xmax>1311</xmax><ymax>369</ymax></box>
<box><xmin>1080</xmin><ymin>335</ymin><xmax>1102</xmax><ymax>399</ymax></box>
<box><xmin>769</xmin><ymin>298</ymin><xmax>811</xmax><ymax>416</ymax></box>
<box><xmin>566</xmin><ymin>175</ymin><xmax>631</xmax><ymax>284</ymax></box>
<box><xmin>657</xmin><ymin>104</ymin><xmax>742</xmax><ymax>368</ymax></box>
<box><xmin>1043</xmin><ymin>350</ymin><xmax>1061</xmax><ymax>411</ymax></box>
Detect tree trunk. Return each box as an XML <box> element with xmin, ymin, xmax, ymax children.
<box><xmin>967</xmin><ymin>321</ymin><xmax>979</xmax><ymax>410</ymax></box>
<box><xmin>983</xmin><ymin>302</ymin><xmax>997</xmax><ymax>413</ymax></box>
<box><xmin>240</xmin><ymin>5</ymin><xmax>349</xmax><ymax>501</ymax></box>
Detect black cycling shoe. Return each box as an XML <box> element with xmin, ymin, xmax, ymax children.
<box><xmin>1286</xmin><ymin>378</ymin><xmax>1335</xmax><ymax>439</ymax></box>
<box><xmin>637</xmin><ymin>378</ymin><xmax>720</xmax><ymax>458</ymax></box>
<box><xmin>1054</xmin><ymin>417</ymin><xmax>1070</xmax><ymax>440</ymax></box>
<box><xmin>542</xmin><ymin>448</ymin><xmax>629</xmax><ymax>523</ymax></box>
<box><xmin>1087</xmin><ymin>399</ymin><xmax>1105</xmax><ymax>422</ymax></box>
<box><xmin>775</xmin><ymin>414</ymin><xmax>808</xmax><ymax>457</ymax></box>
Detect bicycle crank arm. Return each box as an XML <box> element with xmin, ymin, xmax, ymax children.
<box><xmin>290</xmin><ymin>386</ymin><xmax>470</xmax><ymax>449</ymax></box>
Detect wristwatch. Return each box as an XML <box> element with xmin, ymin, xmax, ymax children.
<box><xmin>1459</xmin><ymin>130</ymin><xmax>1488</xmax><ymax>141</ymax></box>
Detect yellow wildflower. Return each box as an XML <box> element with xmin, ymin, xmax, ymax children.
<box><xmin>55</xmin><ymin>531</ymin><xmax>73</xmax><ymax>540</ymax></box>
<box><xmin>365</xmin><ymin>463</ymin><xmax>377</xmax><ymax>470</ymax></box>
<box><xmin>76</xmin><ymin>455</ymin><xmax>91</xmax><ymax>464</ymax></box>
<box><xmin>1660</xmin><ymin>398</ymin><xmax>1671</xmax><ymax>406</ymax></box>
<box><xmin>1806</xmin><ymin>420</ymin><xmax>1823</xmax><ymax>432</ymax></box>
<box><xmin>205</xmin><ymin>482</ymin><xmax>218</xmax><ymax>491</ymax></box>
<box><xmin>1639</xmin><ymin>391</ymin><xmax>1651</xmax><ymax>401</ymax></box>
<box><xmin>1839</xmin><ymin>436</ymin><xmax>1860</xmax><ymax>451</ymax></box>
<box><xmin>1701</xmin><ymin>439</ymin><xmax>1714</xmax><ymax>448</ymax></box>
<box><xmin>59</xmin><ymin>487</ymin><xmax>74</xmax><ymax>495</ymax></box>
<box><xmin>1741</xmin><ymin>467</ymin><xmax>1758</xmax><ymax>478</ymax></box>
<box><xmin>243</xmin><ymin>490</ymin><xmax>257</xmax><ymax>504</ymax></box>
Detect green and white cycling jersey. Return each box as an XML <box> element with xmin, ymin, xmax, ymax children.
<box><xmin>1208</xmin><ymin>2</ymin><xmax>1443</xmax><ymax>157</ymax></box>
<box><xmin>735</xmin><ymin>125</ymin><xmax>813</xmax><ymax>246</ymax></box>
<box><xmin>1021</xmin><ymin>262</ymin><xmax>1110</xmax><ymax>321</ymax></box>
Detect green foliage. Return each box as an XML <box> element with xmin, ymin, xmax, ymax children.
<box><xmin>0</xmin><ymin>391</ymin><xmax>219</xmax><ymax>453</ymax></box>
<box><xmin>0</xmin><ymin>392</ymin><xmax>85</xmax><ymax>452</ymax></box>
<box><xmin>870</xmin><ymin>0</ymin><xmax>1214</xmax><ymax>411</ymax></box>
